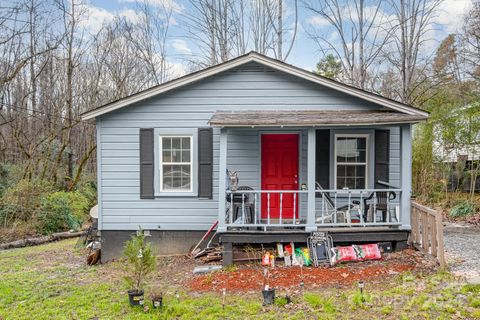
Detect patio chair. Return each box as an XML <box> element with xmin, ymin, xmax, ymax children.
<box><xmin>315</xmin><ymin>182</ymin><xmax>362</xmax><ymax>224</ymax></box>
<box><xmin>362</xmin><ymin>188</ymin><xmax>397</xmax><ymax>223</ymax></box>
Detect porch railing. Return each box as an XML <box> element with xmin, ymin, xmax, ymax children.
<box><xmin>315</xmin><ymin>189</ymin><xmax>402</xmax><ymax>227</ymax></box>
<box><xmin>224</xmin><ymin>188</ymin><xmax>402</xmax><ymax>229</ymax></box>
<box><xmin>225</xmin><ymin>190</ymin><xmax>307</xmax><ymax>229</ymax></box>
<box><xmin>409</xmin><ymin>201</ymin><xmax>446</xmax><ymax>268</ymax></box>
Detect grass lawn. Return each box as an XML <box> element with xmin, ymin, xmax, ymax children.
<box><xmin>0</xmin><ymin>239</ymin><xmax>479</xmax><ymax>319</ymax></box>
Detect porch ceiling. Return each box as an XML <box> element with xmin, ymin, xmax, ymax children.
<box><xmin>209</xmin><ymin>110</ymin><xmax>428</xmax><ymax>127</ymax></box>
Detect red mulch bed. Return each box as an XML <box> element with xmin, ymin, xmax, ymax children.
<box><xmin>189</xmin><ymin>249</ymin><xmax>435</xmax><ymax>293</ymax></box>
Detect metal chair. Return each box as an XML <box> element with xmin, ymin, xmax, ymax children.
<box><xmin>315</xmin><ymin>182</ymin><xmax>361</xmax><ymax>224</ymax></box>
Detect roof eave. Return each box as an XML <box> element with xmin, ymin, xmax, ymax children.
<box><xmin>209</xmin><ymin>119</ymin><xmax>428</xmax><ymax>128</ymax></box>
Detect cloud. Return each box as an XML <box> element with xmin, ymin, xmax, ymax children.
<box><xmin>118</xmin><ymin>0</ymin><xmax>184</xmax><ymax>13</ymax></box>
<box><xmin>306</xmin><ymin>15</ymin><xmax>330</xmax><ymax>27</ymax></box>
<box><xmin>434</xmin><ymin>0</ymin><xmax>473</xmax><ymax>33</ymax></box>
<box><xmin>79</xmin><ymin>4</ymin><xmax>140</xmax><ymax>34</ymax></box>
<box><xmin>167</xmin><ymin>61</ymin><xmax>187</xmax><ymax>78</ymax></box>
<box><xmin>79</xmin><ymin>5</ymin><xmax>114</xmax><ymax>33</ymax></box>
<box><xmin>171</xmin><ymin>39</ymin><xmax>191</xmax><ymax>54</ymax></box>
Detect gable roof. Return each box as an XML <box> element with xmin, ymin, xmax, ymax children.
<box><xmin>81</xmin><ymin>51</ymin><xmax>429</xmax><ymax>120</ymax></box>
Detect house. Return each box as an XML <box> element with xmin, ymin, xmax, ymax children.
<box><xmin>432</xmin><ymin>104</ymin><xmax>480</xmax><ymax>192</ymax></box>
<box><xmin>81</xmin><ymin>52</ymin><xmax>429</xmax><ymax>264</ymax></box>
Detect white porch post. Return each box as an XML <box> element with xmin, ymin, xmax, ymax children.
<box><xmin>400</xmin><ymin>124</ymin><xmax>412</xmax><ymax>230</ymax></box>
<box><xmin>218</xmin><ymin>128</ymin><xmax>227</xmax><ymax>232</ymax></box>
<box><xmin>306</xmin><ymin>128</ymin><xmax>317</xmax><ymax>232</ymax></box>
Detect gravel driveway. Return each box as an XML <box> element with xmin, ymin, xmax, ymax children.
<box><xmin>444</xmin><ymin>222</ymin><xmax>480</xmax><ymax>281</ymax></box>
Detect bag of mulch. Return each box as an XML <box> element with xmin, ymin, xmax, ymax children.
<box><xmin>330</xmin><ymin>246</ymin><xmax>358</xmax><ymax>265</ymax></box>
<box><xmin>354</xmin><ymin>244</ymin><xmax>382</xmax><ymax>261</ymax></box>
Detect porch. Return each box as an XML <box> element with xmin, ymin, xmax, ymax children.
<box><xmin>212</xmin><ymin>110</ymin><xmax>414</xmax><ymax>233</ymax></box>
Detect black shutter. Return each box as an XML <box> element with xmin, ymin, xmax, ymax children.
<box><xmin>374</xmin><ymin>129</ymin><xmax>390</xmax><ymax>188</ymax></box>
<box><xmin>139</xmin><ymin>128</ymin><xmax>155</xmax><ymax>199</ymax></box>
<box><xmin>198</xmin><ymin>128</ymin><xmax>213</xmax><ymax>199</ymax></box>
<box><xmin>316</xmin><ymin>129</ymin><xmax>330</xmax><ymax>189</ymax></box>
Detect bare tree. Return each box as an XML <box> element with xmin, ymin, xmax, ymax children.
<box><xmin>386</xmin><ymin>0</ymin><xmax>444</xmax><ymax>105</ymax></box>
<box><xmin>305</xmin><ymin>0</ymin><xmax>392</xmax><ymax>89</ymax></box>
<box><xmin>185</xmin><ymin>0</ymin><xmax>298</xmax><ymax>66</ymax></box>
<box><xmin>124</xmin><ymin>0</ymin><xmax>174</xmax><ymax>85</ymax></box>
<box><xmin>459</xmin><ymin>0</ymin><xmax>480</xmax><ymax>81</ymax></box>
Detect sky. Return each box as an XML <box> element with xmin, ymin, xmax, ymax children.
<box><xmin>82</xmin><ymin>0</ymin><xmax>474</xmax><ymax>77</ymax></box>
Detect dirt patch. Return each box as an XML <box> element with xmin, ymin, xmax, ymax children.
<box><xmin>189</xmin><ymin>249</ymin><xmax>437</xmax><ymax>293</ymax></box>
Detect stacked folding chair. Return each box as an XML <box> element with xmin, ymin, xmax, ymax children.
<box><xmin>308</xmin><ymin>232</ymin><xmax>334</xmax><ymax>267</ymax></box>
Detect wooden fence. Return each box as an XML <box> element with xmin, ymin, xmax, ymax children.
<box><xmin>410</xmin><ymin>201</ymin><xmax>446</xmax><ymax>268</ymax></box>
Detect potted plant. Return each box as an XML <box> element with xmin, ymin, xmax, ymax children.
<box><xmin>244</xmin><ymin>247</ymin><xmax>276</xmax><ymax>305</ymax></box>
<box><xmin>150</xmin><ymin>288</ymin><xmax>163</xmax><ymax>309</ymax></box>
<box><xmin>262</xmin><ymin>266</ymin><xmax>275</xmax><ymax>305</ymax></box>
<box><xmin>261</xmin><ymin>251</ymin><xmax>275</xmax><ymax>305</ymax></box>
<box><xmin>123</xmin><ymin>229</ymin><xmax>156</xmax><ymax>307</ymax></box>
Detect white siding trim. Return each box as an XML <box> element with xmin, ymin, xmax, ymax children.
<box><xmin>154</xmin><ymin>128</ymin><xmax>198</xmax><ymax>197</ymax></box>
<box><xmin>96</xmin><ymin>119</ymin><xmax>103</xmax><ymax>230</ymax></box>
<box><xmin>333</xmin><ymin>133</ymin><xmax>370</xmax><ymax>190</ymax></box>
<box><xmin>159</xmin><ymin>135</ymin><xmax>193</xmax><ymax>193</ymax></box>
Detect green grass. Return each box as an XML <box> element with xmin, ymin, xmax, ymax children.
<box><xmin>0</xmin><ymin>239</ymin><xmax>480</xmax><ymax>319</ymax></box>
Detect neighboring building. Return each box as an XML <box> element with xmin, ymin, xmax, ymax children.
<box><xmin>432</xmin><ymin>104</ymin><xmax>480</xmax><ymax>192</ymax></box>
<box><xmin>433</xmin><ymin>104</ymin><xmax>480</xmax><ymax>163</ymax></box>
<box><xmin>81</xmin><ymin>52</ymin><xmax>429</xmax><ymax>263</ymax></box>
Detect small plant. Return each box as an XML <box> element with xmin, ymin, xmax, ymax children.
<box><xmin>381</xmin><ymin>305</ymin><xmax>393</xmax><ymax>315</ymax></box>
<box><xmin>123</xmin><ymin>229</ymin><xmax>156</xmax><ymax>306</ymax></box>
<box><xmin>223</xmin><ymin>264</ymin><xmax>238</xmax><ymax>273</ymax></box>
<box><xmin>304</xmin><ymin>293</ymin><xmax>322</xmax><ymax>308</ymax></box>
<box><xmin>449</xmin><ymin>201</ymin><xmax>475</xmax><ymax>217</ymax></box>
<box><xmin>149</xmin><ymin>287</ymin><xmax>163</xmax><ymax>309</ymax></box>
<box><xmin>304</xmin><ymin>294</ymin><xmax>336</xmax><ymax>314</ymax></box>
<box><xmin>349</xmin><ymin>291</ymin><xmax>372</xmax><ymax>309</ymax></box>
<box><xmin>274</xmin><ymin>296</ymin><xmax>289</xmax><ymax>307</ymax></box>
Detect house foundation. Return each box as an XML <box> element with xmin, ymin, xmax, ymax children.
<box><xmin>100</xmin><ymin>230</ymin><xmax>209</xmax><ymax>262</ymax></box>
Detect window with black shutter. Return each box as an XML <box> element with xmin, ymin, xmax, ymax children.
<box><xmin>374</xmin><ymin>129</ymin><xmax>390</xmax><ymax>188</ymax></box>
<box><xmin>139</xmin><ymin>128</ymin><xmax>155</xmax><ymax>199</ymax></box>
<box><xmin>198</xmin><ymin>128</ymin><xmax>213</xmax><ymax>199</ymax></box>
<box><xmin>316</xmin><ymin>130</ymin><xmax>330</xmax><ymax>189</ymax></box>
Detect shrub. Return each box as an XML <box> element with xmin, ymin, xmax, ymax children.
<box><xmin>123</xmin><ymin>229</ymin><xmax>156</xmax><ymax>292</ymax></box>
<box><xmin>449</xmin><ymin>201</ymin><xmax>475</xmax><ymax>217</ymax></box>
<box><xmin>37</xmin><ymin>191</ymin><xmax>89</xmax><ymax>234</ymax></box>
<box><xmin>0</xmin><ymin>179</ymin><xmax>55</xmax><ymax>227</ymax></box>
<box><xmin>76</xmin><ymin>179</ymin><xmax>97</xmax><ymax>207</ymax></box>
<box><xmin>0</xmin><ymin>163</ymin><xmax>11</xmax><ymax>197</ymax></box>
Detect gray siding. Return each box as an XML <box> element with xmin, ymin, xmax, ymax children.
<box><xmin>98</xmin><ymin>61</ymin><xmax>403</xmax><ymax>231</ymax></box>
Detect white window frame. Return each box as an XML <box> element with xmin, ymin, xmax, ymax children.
<box><xmin>159</xmin><ymin>135</ymin><xmax>193</xmax><ymax>193</ymax></box>
<box><xmin>334</xmin><ymin>133</ymin><xmax>369</xmax><ymax>190</ymax></box>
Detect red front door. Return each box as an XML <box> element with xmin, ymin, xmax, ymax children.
<box><xmin>261</xmin><ymin>134</ymin><xmax>299</xmax><ymax>219</ymax></box>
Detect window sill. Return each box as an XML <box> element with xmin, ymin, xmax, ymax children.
<box><xmin>155</xmin><ymin>192</ymin><xmax>198</xmax><ymax>197</ymax></box>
